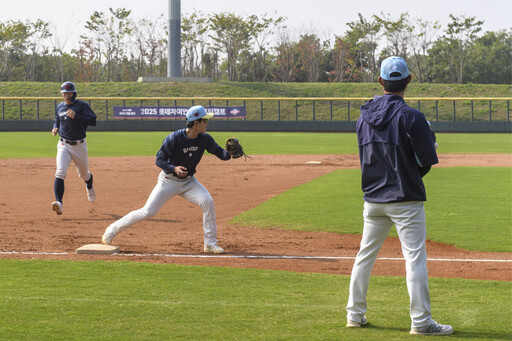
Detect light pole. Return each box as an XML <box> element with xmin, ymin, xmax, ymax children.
<box><xmin>167</xmin><ymin>0</ymin><xmax>181</xmax><ymax>78</ymax></box>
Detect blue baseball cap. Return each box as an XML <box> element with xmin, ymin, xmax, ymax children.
<box><xmin>380</xmin><ymin>56</ymin><xmax>410</xmax><ymax>81</ymax></box>
<box><xmin>186</xmin><ymin>105</ymin><xmax>214</xmax><ymax>121</ymax></box>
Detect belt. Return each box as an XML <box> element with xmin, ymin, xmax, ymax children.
<box><xmin>60</xmin><ymin>138</ymin><xmax>84</xmax><ymax>145</ymax></box>
<box><xmin>165</xmin><ymin>174</ymin><xmax>192</xmax><ymax>181</ymax></box>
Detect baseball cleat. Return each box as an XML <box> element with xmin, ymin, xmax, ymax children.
<box><xmin>346</xmin><ymin>316</ymin><xmax>368</xmax><ymax>328</ymax></box>
<box><xmin>410</xmin><ymin>321</ymin><xmax>453</xmax><ymax>335</ymax></box>
<box><xmin>51</xmin><ymin>201</ymin><xmax>63</xmax><ymax>215</ymax></box>
<box><xmin>86</xmin><ymin>186</ymin><xmax>96</xmax><ymax>203</ymax></box>
<box><xmin>204</xmin><ymin>244</ymin><xmax>225</xmax><ymax>254</ymax></box>
<box><xmin>102</xmin><ymin>229</ymin><xmax>115</xmax><ymax>245</ymax></box>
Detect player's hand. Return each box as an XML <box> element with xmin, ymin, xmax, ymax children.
<box><xmin>52</xmin><ymin>128</ymin><xmax>58</xmax><ymax>136</ymax></box>
<box><xmin>175</xmin><ymin>166</ymin><xmax>188</xmax><ymax>178</ymax></box>
<box><xmin>66</xmin><ymin>109</ymin><xmax>76</xmax><ymax>119</ymax></box>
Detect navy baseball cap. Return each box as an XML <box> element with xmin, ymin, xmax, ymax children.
<box><xmin>380</xmin><ymin>56</ymin><xmax>410</xmax><ymax>81</ymax></box>
<box><xmin>60</xmin><ymin>81</ymin><xmax>77</xmax><ymax>93</ymax></box>
<box><xmin>186</xmin><ymin>105</ymin><xmax>214</xmax><ymax>122</ymax></box>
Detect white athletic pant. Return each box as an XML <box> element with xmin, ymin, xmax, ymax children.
<box><xmin>55</xmin><ymin>139</ymin><xmax>91</xmax><ymax>181</ymax></box>
<box><xmin>346</xmin><ymin>201</ymin><xmax>434</xmax><ymax>328</ymax></box>
<box><xmin>108</xmin><ymin>171</ymin><xmax>219</xmax><ymax>246</ymax></box>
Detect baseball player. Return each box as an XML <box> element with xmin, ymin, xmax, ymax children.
<box><xmin>51</xmin><ymin>81</ymin><xmax>97</xmax><ymax>215</ymax></box>
<box><xmin>346</xmin><ymin>57</ymin><xmax>453</xmax><ymax>335</ymax></box>
<box><xmin>102</xmin><ymin>105</ymin><xmax>236</xmax><ymax>254</ymax></box>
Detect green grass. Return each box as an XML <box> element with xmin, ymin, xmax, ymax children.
<box><xmin>0</xmin><ymin>81</ymin><xmax>509</xmax><ymax>99</ymax></box>
<box><xmin>0</xmin><ymin>81</ymin><xmax>510</xmax><ymax>120</ymax></box>
<box><xmin>231</xmin><ymin>169</ymin><xmax>364</xmax><ymax>233</ymax></box>
<box><xmin>231</xmin><ymin>168</ymin><xmax>512</xmax><ymax>252</ymax></box>
<box><xmin>0</xmin><ymin>259</ymin><xmax>510</xmax><ymax>341</ymax></box>
<box><xmin>424</xmin><ymin>168</ymin><xmax>512</xmax><ymax>251</ymax></box>
<box><xmin>0</xmin><ymin>130</ymin><xmax>510</xmax><ymax>339</ymax></box>
<box><xmin>0</xmin><ymin>132</ymin><xmax>511</xmax><ymax>159</ymax></box>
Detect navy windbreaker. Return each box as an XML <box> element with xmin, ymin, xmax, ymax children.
<box><xmin>356</xmin><ymin>94</ymin><xmax>438</xmax><ymax>203</ymax></box>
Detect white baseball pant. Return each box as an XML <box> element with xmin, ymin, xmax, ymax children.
<box><xmin>346</xmin><ymin>201</ymin><xmax>434</xmax><ymax>328</ymax></box>
<box><xmin>55</xmin><ymin>139</ymin><xmax>91</xmax><ymax>181</ymax></box>
<box><xmin>107</xmin><ymin>171</ymin><xmax>218</xmax><ymax>246</ymax></box>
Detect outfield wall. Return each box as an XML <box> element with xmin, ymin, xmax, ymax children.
<box><xmin>0</xmin><ymin>120</ymin><xmax>510</xmax><ymax>132</ymax></box>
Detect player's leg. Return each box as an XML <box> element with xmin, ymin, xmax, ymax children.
<box><xmin>389</xmin><ymin>201</ymin><xmax>433</xmax><ymax>329</ymax></box>
<box><xmin>180</xmin><ymin>178</ymin><xmax>224</xmax><ymax>253</ymax></box>
<box><xmin>346</xmin><ymin>202</ymin><xmax>393</xmax><ymax>326</ymax></box>
<box><xmin>69</xmin><ymin>141</ymin><xmax>95</xmax><ymax>202</ymax></box>
<box><xmin>102</xmin><ymin>177</ymin><xmax>179</xmax><ymax>244</ymax></box>
<box><xmin>52</xmin><ymin>142</ymin><xmax>72</xmax><ymax>214</ymax></box>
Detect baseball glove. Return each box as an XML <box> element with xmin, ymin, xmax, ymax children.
<box><xmin>225</xmin><ymin>137</ymin><xmax>245</xmax><ymax>159</ymax></box>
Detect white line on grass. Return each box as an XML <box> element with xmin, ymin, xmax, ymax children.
<box><xmin>0</xmin><ymin>251</ymin><xmax>511</xmax><ymax>262</ymax></box>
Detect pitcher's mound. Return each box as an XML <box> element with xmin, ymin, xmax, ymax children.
<box><xmin>76</xmin><ymin>244</ymin><xmax>120</xmax><ymax>255</ymax></box>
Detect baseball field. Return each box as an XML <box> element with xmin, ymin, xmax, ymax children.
<box><xmin>0</xmin><ymin>131</ymin><xmax>511</xmax><ymax>340</ymax></box>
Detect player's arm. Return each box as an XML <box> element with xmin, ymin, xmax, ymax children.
<box><xmin>408</xmin><ymin>115</ymin><xmax>438</xmax><ymax>176</ymax></box>
<box><xmin>74</xmin><ymin>102</ymin><xmax>97</xmax><ymax>126</ymax></box>
<box><xmin>52</xmin><ymin>106</ymin><xmax>60</xmax><ymax>136</ymax></box>
<box><xmin>206</xmin><ymin>135</ymin><xmax>231</xmax><ymax>160</ymax></box>
<box><xmin>155</xmin><ymin>135</ymin><xmax>176</xmax><ymax>174</ymax></box>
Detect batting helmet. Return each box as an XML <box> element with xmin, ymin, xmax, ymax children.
<box><xmin>60</xmin><ymin>81</ymin><xmax>77</xmax><ymax>93</ymax></box>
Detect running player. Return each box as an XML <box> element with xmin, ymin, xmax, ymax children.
<box><xmin>51</xmin><ymin>81</ymin><xmax>97</xmax><ymax>215</ymax></box>
<box><xmin>102</xmin><ymin>105</ymin><xmax>232</xmax><ymax>254</ymax></box>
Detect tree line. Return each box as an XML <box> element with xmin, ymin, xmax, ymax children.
<box><xmin>0</xmin><ymin>9</ymin><xmax>510</xmax><ymax>84</ymax></box>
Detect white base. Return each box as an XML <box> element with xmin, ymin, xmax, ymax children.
<box><xmin>76</xmin><ymin>244</ymin><xmax>120</xmax><ymax>254</ymax></box>
<box><xmin>306</xmin><ymin>161</ymin><xmax>323</xmax><ymax>165</ymax></box>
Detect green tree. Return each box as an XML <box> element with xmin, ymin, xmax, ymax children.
<box><xmin>436</xmin><ymin>14</ymin><xmax>484</xmax><ymax>83</ymax></box>
<box><xmin>131</xmin><ymin>15</ymin><xmax>166</xmax><ymax>79</ymax></box>
<box><xmin>181</xmin><ymin>12</ymin><xmax>210</xmax><ymax>78</ymax></box>
<box><xmin>465</xmin><ymin>30</ymin><xmax>512</xmax><ymax>84</ymax></box>
<box><xmin>272</xmin><ymin>28</ymin><xmax>298</xmax><ymax>82</ymax></box>
<box><xmin>296</xmin><ymin>34</ymin><xmax>322</xmax><ymax>82</ymax></box>
<box><xmin>24</xmin><ymin>20</ymin><xmax>52</xmax><ymax>81</ymax></box>
<box><xmin>245</xmin><ymin>14</ymin><xmax>285</xmax><ymax>82</ymax></box>
<box><xmin>209</xmin><ymin>12</ymin><xmax>253</xmax><ymax>81</ymax></box>
<box><xmin>81</xmin><ymin>8</ymin><xmax>132</xmax><ymax>82</ymax></box>
<box><xmin>49</xmin><ymin>19</ymin><xmax>74</xmax><ymax>82</ymax></box>
<box><xmin>428</xmin><ymin>38</ymin><xmax>456</xmax><ymax>83</ymax></box>
<box><xmin>375</xmin><ymin>12</ymin><xmax>413</xmax><ymax>59</ymax></box>
<box><xmin>328</xmin><ymin>36</ymin><xmax>356</xmax><ymax>82</ymax></box>
<box><xmin>345</xmin><ymin>13</ymin><xmax>382</xmax><ymax>82</ymax></box>
<box><xmin>408</xmin><ymin>18</ymin><xmax>441</xmax><ymax>83</ymax></box>
<box><xmin>73</xmin><ymin>36</ymin><xmax>102</xmax><ymax>82</ymax></box>
<box><xmin>0</xmin><ymin>20</ymin><xmax>31</xmax><ymax>81</ymax></box>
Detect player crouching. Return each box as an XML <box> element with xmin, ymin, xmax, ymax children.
<box><xmin>102</xmin><ymin>105</ymin><xmax>245</xmax><ymax>254</ymax></box>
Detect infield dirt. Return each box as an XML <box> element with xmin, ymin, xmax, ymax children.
<box><xmin>1</xmin><ymin>154</ymin><xmax>510</xmax><ymax>281</ymax></box>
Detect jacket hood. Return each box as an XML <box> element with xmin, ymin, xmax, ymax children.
<box><xmin>360</xmin><ymin>94</ymin><xmax>405</xmax><ymax>130</ymax></box>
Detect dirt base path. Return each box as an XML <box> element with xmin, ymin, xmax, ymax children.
<box><xmin>1</xmin><ymin>154</ymin><xmax>510</xmax><ymax>281</ymax></box>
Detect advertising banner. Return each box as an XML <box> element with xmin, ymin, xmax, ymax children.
<box><xmin>113</xmin><ymin>106</ymin><xmax>246</xmax><ymax>119</ymax></box>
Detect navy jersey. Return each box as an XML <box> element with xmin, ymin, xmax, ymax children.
<box><xmin>356</xmin><ymin>94</ymin><xmax>438</xmax><ymax>203</ymax></box>
<box><xmin>156</xmin><ymin>129</ymin><xmax>231</xmax><ymax>176</ymax></box>
<box><xmin>53</xmin><ymin>99</ymin><xmax>97</xmax><ymax>140</ymax></box>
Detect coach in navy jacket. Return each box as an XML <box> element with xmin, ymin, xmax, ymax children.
<box><xmin>346</xmin><ymin>57</ymin><xmax>453</xmax><ymax>336</ymax></box>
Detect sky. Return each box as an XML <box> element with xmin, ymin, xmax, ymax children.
<box><xmin>0</xmin><ymin>0</ymin><xmax>510</xmax><ymax>51</ymax></box>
